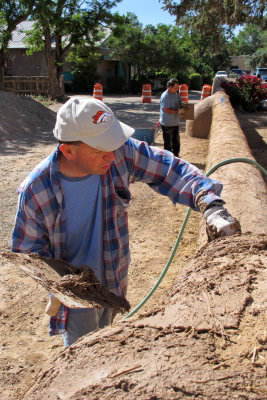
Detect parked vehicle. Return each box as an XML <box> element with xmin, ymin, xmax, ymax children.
<box><xmin>215</xmin><ymin>71</ymin><xmax>228</xmax><ymax>78</ymax></box>
<box><xmin>254</xmin><ymin>67</ymin><xmax>267</xmax><ymax>82</ymax></box>
<box><xmin>229</xmin><ymin>68</ymin><xmax>245</xmax><ymax>78</ymax></box>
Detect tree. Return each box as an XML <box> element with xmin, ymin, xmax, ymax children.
<box><xmin>249</xmin><ymin>49</ymin><xmax>267</xmax><ymax>70</ymax></box>
<box><xmin>180</xmin><ymin>25</ymin><xmax>231</xmax><ymax>74</ymax></box>
<box><xmin>66</xmin><ymin>43</ymin><xmax>103</xmax><ymax>93</ymax></box>
<box><xmin>231</xmin><ymin>24</ymin><xmax>264</xmax><ymax>55</ymax></box>
<box><xmin>160</xmin><ymin>0</ymin><xmax>266</xmax><ymax>27</ymax></box>
<box><xmin>0</xmin><ymin>0</ymin><xmax>35</xmax><ymax>89</ymax></box>
<box><xmin>106</xmin><ymin>13</ymin><xmax>146</xmax><ymax>76</ymax></box>
<box><xmin>160</xmin><ymin>0</ymin><xmax>266</xmax><ymax>50</ymax></box>
<box><xmin>25</xmin><ymin>0</ymin><xmax>122</xmax><ymax>99</ymax></box>
<box><xmin>142</xmin><ymin>24</ymin><xmax>190</xmax><ymax>76</ymax></box>
<box><xmin>107</xmin><ymin>15</ymin><xmax>190</xmax><ymax>79</ymax></box>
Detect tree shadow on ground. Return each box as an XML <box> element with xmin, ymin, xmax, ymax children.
<box><xmin>0</xmin><ymin>92</ymin><xmax>58</xmax><ymax>156</ymax></box>
<box><xmin>105</xmin><ymin>98</ymin><xmax>160</xmax><ymax>129</ymax></box>
<box><xmin>0</xmin><ymin>91</ymin><xmax>201</xmax><ymax>157</ymax></box>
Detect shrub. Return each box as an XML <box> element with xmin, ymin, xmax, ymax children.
<box><xmin>202</xmin><ymin>75</ymin><xmax>213</xmax><ymax>86</ymax></box>
<box><xmin>71</xmin><ymin>72</ymin><xmax>98</xmax><ymax>93</ymax></box>
<box><xmin>106</xmin><ymin>76</ymin><xmax>126</xmax><ymax>93</ymax></box>
<box><xmin>221</xmin><ymin>75</ymin><xmax>267</xmax><ymax>112</ymax></box>
<box><xmin>189</xmin><ymin>73</ymin><xmax>202</xmax><ymax>90</ymax></box>
<box><xmin>176</xmin><ymin>72</ymin><xmax>190</xmax><ymax>86</ymax></box>
<box><xmin>130</xmin><ymin>75</ymin><xmax>150</xmax><ymax>94</ymax></box>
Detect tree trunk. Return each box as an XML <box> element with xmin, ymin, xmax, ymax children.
<box><xmin>44</xmin><ymin>28</ymin><xmax>64</xmax><ymax>100</ymax></box>
<box><xmin>0</xmin><ymin>49</ymin><xmax>5</xmax><ymax>91</ymax></box>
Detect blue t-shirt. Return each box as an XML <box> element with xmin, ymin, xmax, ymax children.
<box><xmin>61</xmin><ymin>173</ymin><xmax>104</xmax><ymax>285</ymax></box>
<box><xmin>159</xmin><ymin>89</ymin><xmax>182</xmax><ymax>126</ymax></box>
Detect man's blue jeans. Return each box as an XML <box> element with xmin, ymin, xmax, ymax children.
<box><xmin>62</xmin><ymin>307</ymin><xmax>113</xmax><ymax>347</ymax></box>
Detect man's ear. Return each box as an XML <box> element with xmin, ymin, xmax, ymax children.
<box><xmin>59</xmin><ymin>143</ymin><xmax>76</xmax><ymax>160</ymax></box>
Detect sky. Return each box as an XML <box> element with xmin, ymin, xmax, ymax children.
<box><xmin>112</xmin><ymin>0</ymin><xmax>176</xmax><ymax>27</ymax></box>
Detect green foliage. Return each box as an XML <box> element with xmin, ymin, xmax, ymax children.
<box><xmin>66</xmin><ymin>44</ymin><xmax>102</xmax><ymax>93</ymax></box>
<box><xmin>230</xmin><ymin>24</ymin><xmax>263</xmax><ymax>56</ymax></box>
<box><xmin>25</xmin><ymin>22</ymin><xmax>44</xmax><ymax>54</ymax></box>
<box><xmin>161</xmin><ymin>0</ymin><xmax>266</xmax><ymax>28</ymax></box>
<box><xmin>191</xmin><ymin>62</ymin><xmax>214</xmax><ymax>85</ymax></box>
<box><xmin>161</xmin><ymin>1</ymin><xmax>266</xmax><ymax>58</ymax></box>
<box><xmin>130</xmin><ymin>74</ymin><xmax>150</xmax><ymax>94</ymax></box>
<box><xmin>202</xmin><ymin>70</ymin><xmax>213</xmax><ymax>85</ymax></box>
<box><xmin>202</xmin><ymin>75</ymin><xmax>213</xmax><ymax>85</ymax></box>
<box><xmin>106</xmin><ymin>76</ymin><xmax>126</xmax><ymax>93</ymax></box>
<box><xmin>0</xmin><ymin>1</ymin><xmax>35</xmax><ymax>49</ymax></box>
<box><xmin>189</xmin><ymin>73</ymin><xmax>202</xmax><ymax>90</ymax></box>
<box><xmin>142</xmin><ymin>24</ymin><xmax>190</xmax><ymax>76</ymax></box>
<box><xmin>249</xmin><ymin>49</ymin><xmax>267</xmax><ymax>71</ymax></box>
<box><xmin>222</xmin><ymin>75</ymin><xmax>267</xmax><ymax>111</ymax></box>
<box><xmin>106</xmin><ymin>13</ymin><xmax>145</xmax><ymax>67</ymax></box>
<box><xmin>33</xmin><ymin>95</ymin><xmax>55</xmax><ymax>106</ymax></box>
<box><xmin>107</xmin><ymin>20</ymin><xmax>190</xmax><ymax>77</ymax></box>
<box><xmin>176</xmin><ymin>72</ymin><xmax>189</xmax><ymax>86</ymax></box>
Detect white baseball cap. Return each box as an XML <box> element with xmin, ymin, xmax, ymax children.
<box><xmin>53</xmin><ymin>96</ymin><xmax>135</xmax><ymax>151</ymax></box>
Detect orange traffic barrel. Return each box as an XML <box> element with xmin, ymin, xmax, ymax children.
<box><xmin>142</xmin><ymin>84</ymin><xmax>152</xmax><ymax>103</ymax></box>
<box><xmin>201</xmin><ymin>84</ymin><xmax>212</xmax><ymax>100</ymax></box>
<box><xmin>179</xmin><ymin>84</ymin><xmax>188</xmax><ymax>103</ymax></box>
<box><xmin>93</xmin><ymin>83</ymin><xmax>103</xmax><ymax>101</ymax></box>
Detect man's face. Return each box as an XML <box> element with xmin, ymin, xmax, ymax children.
<box><xmin>168</xmin><ymin>83</ymin><xmax>179</xmax><ymax>94</ymax></box>
<box><xmin>59</xmin><ymin>142</ymin><xmax>116</xmax><ymax>176</ymax></box>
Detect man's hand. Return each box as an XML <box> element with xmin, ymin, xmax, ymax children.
<box><xmin>204</xmin><ymin>206</ymin><xmax>241</xmax><ymax>241</ymax></box>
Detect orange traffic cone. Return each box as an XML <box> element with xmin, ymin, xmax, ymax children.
<box><xmin>201</xmin><ymin>84</ymin><xmax>212</xmax><ymax>100</ymax></box>
<box><xmin>93</xmin><ymin>83</ymin><xmax>103</xmax><ymax>101</ymax></box>
<box><xmin>142</xmin><ymin>84</ymin><xmax>152</xmax><ymax>103</ymax></box>
<box><xmin>179</xmin><ymin>84</ymin><xmax>188</xmax><ymax>103</ymax></box>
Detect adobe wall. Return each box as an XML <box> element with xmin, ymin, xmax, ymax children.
<box><xmin>198</xmin><ymin>89</ymin><xmax>267</xmax><ymax>247</ymax></box>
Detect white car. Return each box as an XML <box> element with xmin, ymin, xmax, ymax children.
<box><xmin>254</xmin><ymin>67</ymin><xmax>267</xmax><ymax>82</ymax></box>
<box><xmin>215</xmin><ymin>71</ymin><xmax>228</xmax><ymax>78</ymax></box>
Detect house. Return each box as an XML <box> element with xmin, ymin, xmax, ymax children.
<box><xmin>5</xmin><ymin>21</ymin><xmax>47</xmax><ymax>77</ymax></box>
<box><xmin>230</xmin><ymin>55</ymin><xmax>251</xmax><ymax>72</ymax></box>
<box><xmin>5</xmin><ymin>20</ymin><xmax>132</xmax><ymax>90</ymax></box>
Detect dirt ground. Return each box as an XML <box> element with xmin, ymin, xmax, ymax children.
<box><xmin>0</xmin><ymin>91</ymin><xmax>266</xmax><ymax>399</ymax></box>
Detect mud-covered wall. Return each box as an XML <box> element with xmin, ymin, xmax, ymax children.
<box><xmin>21</xmin><ymin>233</ymin><xmax>267</xmax><ymax>400</ymax></box>
<box><xmin>198</xmin><ymin>89</ymin><xmax>267</xmax><ymax>247</ymax></box>
<box><xmin>185</xmin><ymin>95</ymin><xmax>213</xmax><ymax>138</ymax></box>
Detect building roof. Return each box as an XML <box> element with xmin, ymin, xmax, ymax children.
<box><xmin>8</xmin><ymin>20</ymin><xmax>111</xmax><ymax>49</ymax></box>
<box><xmin>8</xmin><ymin>20</ymin><xmax>36</xmax><ymax>48</ymax></box>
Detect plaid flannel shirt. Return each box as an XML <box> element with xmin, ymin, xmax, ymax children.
<box><xmin>12</xmin><ymin>138</ymin><xmax>223</xmax><ymax>335</ymax></box>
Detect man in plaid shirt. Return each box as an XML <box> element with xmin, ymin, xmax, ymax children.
<box><xmin>11</xmin><ymin>96</ymin><xmax>239</xmax><ymax>347</ymax></box>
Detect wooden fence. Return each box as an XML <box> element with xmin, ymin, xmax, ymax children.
<box><xmin>3</xmin><ymin>75</ymin><xmax>64</xmax><ymax>97</ymax></box>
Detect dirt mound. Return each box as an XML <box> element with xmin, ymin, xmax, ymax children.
<box><xmin>0</xmin><ymin>91</ymin><xmax>56</xmax><ymax>155</ymax></box>
<box><xmin>22</xmin><ymin>233</ymin><xmax>267</xmax><ymax>400</ymax></box>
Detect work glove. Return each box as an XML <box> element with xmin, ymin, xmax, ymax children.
<box><xmin>204</xmin><ymin>205</ymin><xmax>241</xmax><ymax>241</ymax></box>
<box><xmin>45</xmin><ymin>295</ymin><xmax>61</xmax><ymax>316</ymax></box>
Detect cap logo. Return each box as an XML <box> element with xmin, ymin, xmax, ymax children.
<box><xmin>92</xmin><ymin>110</ymin><xmax>112</xmax><ymax>124</ymax></box>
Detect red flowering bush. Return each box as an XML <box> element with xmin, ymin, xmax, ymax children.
<box><xmin>221</xmin><ymin>75</ymin><xmax>267</xmax><ymax>112</ymax></box>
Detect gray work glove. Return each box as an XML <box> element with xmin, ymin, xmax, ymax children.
<box><xmin>204</xmin><ymin>205</ymin><xmax>241</xmax><ymax>241</ymax></box>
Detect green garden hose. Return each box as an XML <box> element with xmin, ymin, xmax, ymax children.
<box><xmin>122</xmin><ymin>157</ymin><xmax>267</xmax><ymax>320</ymax></box>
